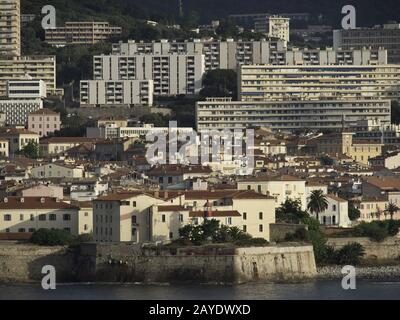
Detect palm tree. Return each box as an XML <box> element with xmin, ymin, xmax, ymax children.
<box><xmin>386</xmin><ymin>202</ymin><xmax>400</xmax><ymax>220</ymax></box>
<box><xmin>375</xmin><ymin>207</ymin><xmax>382</xmax><ymax>221</ymax></box>
<box><xmin>307</xmin><ymin>190</ymin><xmax>329</xmax><ymax>222</ymax></box>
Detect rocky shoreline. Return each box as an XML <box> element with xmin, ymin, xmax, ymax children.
<box><xmin>317</xmin><ymin>265</ymin><xmax>400</xmax><ymax>280</ymax></box>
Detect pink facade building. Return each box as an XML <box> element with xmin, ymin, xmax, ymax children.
<box><xmin>27</xmin><ymin>108</ymin><xmax>61</xmax><ymax>137</ymax></box>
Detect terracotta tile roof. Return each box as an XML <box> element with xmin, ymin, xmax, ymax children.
<box><xmin>0</xmin><ymin>197</ymin><xmax>78</xmax><ymax>210</ymax></box>
<box><xmin>40</xmin><ymin>137</ymin><xmax>100</xmax><ymax>144</ymax></box>
<box><xmin>326</xmin><ymin>194</ymin><xmax>347</xmax><ymax>203</ymax></box>
<box><xmin>0</xmin><ymin>128</ymin><xmax>37</xmax><ymax>136</ymax></box>
<box><xmin>29</xmin><ymin>108</ymin><xmax>59</xmax><ymax>115</ymax></box>
<box><xmin>189</xmin><ymin>210</ymin><xmax>241</xmax><ymax>218</ymax></box>
<box><xmin>157</xmin><ymin>205</ymin><xmax>188</xmax><ymax>212</ymax></box>
<box><xmin>95</xmin><ymin>192</ymin><xmax>144</xmax><ymax>201</ymax></box>
<box><xmin>147</xmin><ymin>165</ymin><xmax>212</xmax><ymax>176</ymax></box>
<box><xmin>365</xmin><ymin>176</ymin><xmax>400</xmax><ymax>191</ymax></box>
<box><xmin>239</xmin><ymin>174</ymin><xmax>303</xmax><ymax>182</ymax></box>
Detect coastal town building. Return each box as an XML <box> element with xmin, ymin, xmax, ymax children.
<box><xmin>0</xmin><ymin>128</ymin><xmax>39</xmax><ymax>155</ymax></box>
<box><xmin>0</xmin><ymin>0</ymin><xmax>21</xmax><ymax>57</ymax></box>
<box><xmin>333</xmin><ymin>22</ymin><xmax>400</xmax><ymax>63</ymax></box>
<box><xmin>45</xmin><ymin>21</ymin><xmax>122</xmax><ymax>47</ymax></box>
<box><xmin>28</xmin><ymin>108</ymin><xmax>61</xmax><ymax>137</ymax></box>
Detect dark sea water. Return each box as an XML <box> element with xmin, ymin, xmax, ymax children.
<box><xmin>1</xmin><ymin>280</ymin><xmax>400</xmax><ymax>300</ymax></box>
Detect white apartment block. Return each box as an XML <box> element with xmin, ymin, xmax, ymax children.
<box><xmin>31</xmin><ymin>163</ymin><xmax>85</xmax><ymax>179</ymax></box>
<box><xmin>0</xmin><ymin>128</ymin><xmax>39</xmax><ymax>155</ymax></box>
<box><xmin>0</xmin><ymin>98</ymin><xmax>43</xmax><ymax>126</ymax></box>
<box><xmin>239</xmin><ymin>65</ymin><xmax>400</xmax><ymax>102</ymax></box>
<box><xmin>0</xmin><ymin>197</ymin><xmax>92</xmax><ymax>236</ymax></box>
<box><xmin>80</xmin><ymin>80</ymin><xmax>154</xmax><ymax>107</ymax></box>
<box><xmin>0</xmin><ymin>56</ymin><xmax>58</xmax><ymax>97</ymax></box>
<box><xmin>93</xmin><ymin>54</ymin><xmax>204</xmax><ymax>96</ymax></box>
<box><xmin>7</xmin><ymin>79</ymin><xmax>47</xmax><ymax>99</ymax></box>
<box><xmin>196</xmin><ymin>98</ymin><xmax>391</xmax><ymax>132</ymax></box>
<box><xmin>268</xmin><ymin>47</ymin><xmax>387</xmax><ymax>65</ymax></box>
<box><xmin>268</xmin><ymin>16</ymin><xmax>290</xmax><ymax>45</ymax></box>
<box><xmin>0</xmin><ymin>0</ymin><xmax>21</xmax><ymax>57</ymax></box>
<box><xmin>112</xmin><ymin>39</ymin><xmax>286</xmax><ymax>71</ymax></box>
<box><xmin>45</xmin><ymin>21</ymin><xmax>122</xmax><ymax>47</ymax></box>
<box><xmin>333</xmin><ymin>22</ymin><xmax>400</xmax><ymax>63</ymax></box>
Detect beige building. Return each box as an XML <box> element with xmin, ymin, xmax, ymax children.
<box><xmin>45</xmin><ymin>22</ymin><xmax>122</xmax><ymax>47</ymax></box>
<box><xmin>0</xmin><ymin>139</ymin><xmax>9</xmax><ymax>157</ymax></box>
<box><xmin>0</xmin><ymin>128</ymin><xmax>39</xmax><ymax>155</ymax></box>
<box><xmin>319</xmin><ymin>194</ymin><xmax>351</xmax><ymax>228</ymax></box>
<box><xmin>238</xmin><ymin>174</ymin><xmax>307</xmax><ymax>209</ymax></box>
<box><xmin>39</xmin><ymin>137</ymin><xmax>98</xmax><ymax>156</ymax></box>
<box><xmin>312</xmin><ymin>132</ymin><xmax>383</xmax><ymax>165</ymax></box>
<box><xmin>31</xmin><ymin>163</ymin><xmax>84</xmax><ymax>179</ymax></box>
<box><xmin>19</xmin><ymin>184</ymin><xmax>64</xmax><ymax>199</ymax></box>
<box><xmin>0</xmin><ymin>56</ymin><xmax>58</xmax><ymax>97</ymax></box>
<box><xmin>268</xmin><ymin>16</ymin><xmax>290</xmax><ymax>45</ymax></box>
<box><xmin>351</xmin><ymin>196</ymin><xmax>392</xmax><ymax>223</ymax></box>
<box><xmin>93</xmin><ymin>190</ymin><xmax>276</xmax><ymax>243</ymax></box>
<box><xmin>0</xmin><ymin>0</ymin><xmax>21</xmax><ymax>57</ymax></box>
<box><xmin>0</xmin><ymin>197</ymin><xmax>90</xmax><ymax>236</ymax></box>
<box><xmin>28</xmin><ymin>108</ymin><xmax>61</xmax><ymax>137</ymax></box>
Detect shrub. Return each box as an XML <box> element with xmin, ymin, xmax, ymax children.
<box><xmin>335</xmin><ymin>243</ymin><xmax>365</xmax><ymax>265</ymax></box>
<box><xmin>234</xmin><ymin>237</ymin><xmax>269</xmax><ymax>247</ymax></box>
<box><xmin>284</xmin><ymin>228</ymin><xmax>310</xmax><ymax>242</ymax></box>
<box><xmin>31</xmin><ymin>229</ymin><xmax>74</xmax><ymax>246</ymax></box>
<box><xmin>354</xmin><ymin>221</ymin><xmax>389</xmax><ymax>242</ymax></box>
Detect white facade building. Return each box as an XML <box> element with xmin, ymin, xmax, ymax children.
<box><xmin>93</xmin><ymin>54</ymin><xmax>204</xmax><ymax>96</ymax></box>
<box><xmin>80</xmin><ymin>80</ymin><xmax>153</xmax><ymax>107</ymax></box>
<box><xmin>196</xmin><ymin>98</ymin><xmax>391</xmax><ymax>132</ymax></box>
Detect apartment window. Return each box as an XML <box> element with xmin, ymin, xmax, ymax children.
<box><xmin>258</xmin><ymin>185</ymin><xmax>262</xmax><ymax>193</ymax></box>
<box><xmin>333</xmin><ymin>205</ymin><xmax>337</xmax><ymax>211</ymax></box>
<box><xmin>5</xmin><ymin>228</ymin><xmax>10</xmax><ymax>233</ymax></box>
<box><xmin>227</xmin><ymin>217</ymin><xmax>232</xmax><ymax>225</ymax></box>
<box><xmin>39</xmin><ymin>214</ymin><xmax>46</xmax><ymax>221</ymax></box>
<box><xmin>133</xmin><ymin>201</ymin><xmax>137</xmax><ymax>207</ymax></box>
<box><xmin>243</xmin><ymin>225</ymin><xmax>247</xmax><ymax>233</ymax></box>
<box><xmin>30</xmin><ymin>214</ymin><xmax>34</xmax><ymax>221</ymax></box>
<box><xmin>18</xmin><ymin>228</ymin><xmax>25</xmax><ymax>233</ymax></box>
<box><xmin>28</xmin><ymin>228</ymin><xmax>35</xmax><ymax>233</ymax></box>
<box><xmin>49</xmin><ymin>214</ymin><xmax>56</xmax><ymax>221</ymax></box>
<box><xmin>159</xmin><ymin>177</ymin><xmax>163</xmax><ymax>183</ymax></box>
<box><xmin>132</xmin><ymin>215</ymin><xmax>137</xmax><ymax>224</ymax></box>
<box><xmin>64</xmin><ymin>228</ymin><xmax>71</xmax><ymax>233</ymax></box>
<box><xmin>169</xmin><ymin>232</ymin><xmax>173</xmax><ymax>239</ymax></box>
<box><xmin>84</xmin><ymin>212</ymin><xmax>88</xmax><ymax>217</ymax></box>
<box><xmin>259</xmin><ymin>212</ymin><xmax>263</xmax><ymax>220</ymax></box>
<box><xmin>259</xmin><ymin>224</ymin><xmax>263</xmax><ymax>232</ymax></box>
<box><xmin>63</xmin><ymin>214</ymin><xmax>71</xmax><ymax>221</ymax></box>
<box><xmin>168</xmin><ymin>177</ymin><xmax>173</xmax><ymax>183</ymax></box>
<box><xmin>243</xmin><ymin>212</ymin><xmax>247</xmax><ymax>220</ymax></box>
<box><xmin>162</xmin><ymin>215</ymin><xmax>166</xmax><ymax>223</ymax></box>
<box><xmin>84</xmin><ymin>224</ymin><xmax>88</xmax><ymax>231</ymax></box>
<box><xmin>179</xmin><ymin>214</ymin><xmax>183</xmax><ymax>222</ymax></box>
<box><xmin>4</xmin><ymin>214</ymin><xmax>11</xmax><ymax>221</ymax></box>
<box><xmin>20</xmin><ymin>214</ymin><xmax>24</xmax><ymax>221</ymax></box>
<box><xmin>247</xmin><ymin>185</ymin><xmax>251</xmax><ymax>190</ymax></box>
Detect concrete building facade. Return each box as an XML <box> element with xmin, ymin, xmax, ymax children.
<box><xmin>0</xmin><ymin>0</ymin><xmax>21</xmax><ymax>57</ymax></box>
<box><xmin>27</xmin><ymin>108</ymin><xmax>61</xmax><ymax>137</ymax></box>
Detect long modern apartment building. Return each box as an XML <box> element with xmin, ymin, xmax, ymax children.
<box><xmin>0</xmin><ymin>56</ymin><xmax>58</xmax><ymax>97</ymax></box>
<box><xmin>0</xmin><ymin>0</ymin><xmax>21</xmax><ymax>57</ymax></box>
<box><xmin>93</xmin><ymin>54</ymin><xmax>204</xmax><ymax>96</ymax></box>
<box><xmin>239</xmin><ymin>64</ymin><xmax>400</xmax><ymax>102</ymax></box>
<box><xmin>80</xmin><ymin>80</ymin><xmax>154</xmax><ymax>107</ymax></box>
<box><xmin>333</xmin><ymin>22</ymin><xmax>400</xmax><ymax>63</ymax></box>
<box><xmin>45</xmin><ymin>21</ymin><xmax>122</xmax><ymax>47</ymax></box>
<box><xmin>196</xmin><ymin>98</ymin><xmax>391</xmax><ymax>132</ymax></box>
<box><xmin>112</xmin><ymin>39</ymin><xmax>286</xmax><ymax>71</ymax></box>
<box><xmin>269</xmin><ymin>47</ymin><xmax>387</xmax><ymax>65</ymax></box>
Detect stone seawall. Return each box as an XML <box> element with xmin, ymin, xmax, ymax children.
<box><xmin>76</xmin><ymin>243</ymin><xmax>317</xmax><ymax>284</ymax></box>
<box><xmin>0</xmin><ymin>243</ymin><xmax>76</xmax><ymax>283</ymax></box>
<box><xmin>0</xmin><ymin>242</ymin><xmax>317</xmax><ymax>284</ymax></box>
<box><xmin>327</xmin><ymin>237</ymin><xmax>400</xmax><ymax>260</ymax></box>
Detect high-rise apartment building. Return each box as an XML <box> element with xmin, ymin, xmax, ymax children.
<box><xmin>239</xmin><ymin>65</ymin><xmax>400</xmax><ymax>102</ymax></box>
<box><xmin>45</xmin><ymin>22</ymin><xmax>122</xmax><ymax>47</ymax></box>
<box><xmin>196</xmin><ymin>98</ymin><xmax>391</xmax><ymax>132</ymax></box>
<box><xmin>0</xmin><ymin>56</ymin><xmax>58</xmax><ymax>97</ymax></box>
<box><xmin>112</xmin><ymin>39</ymin><xmax>286</xmax><ymax>71</ymax></box>
<box><xmin>333</xmin><ymin>22</ymin><xmax>400</xmax><ymax>63</ymax></box>
<box><xmin>92</xmin><ymin>54</ymin><xmax>204</xmax><ymax>96</ymax></box>
<box><xmin>0</xmin><ymin>0</ymin><xmax>21</xmax><ymax>57</ymax></box>
<box><xmin>80</xmin><ymin>80</ymin><xmax>154</xmax><ymax>107</ymax></box>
